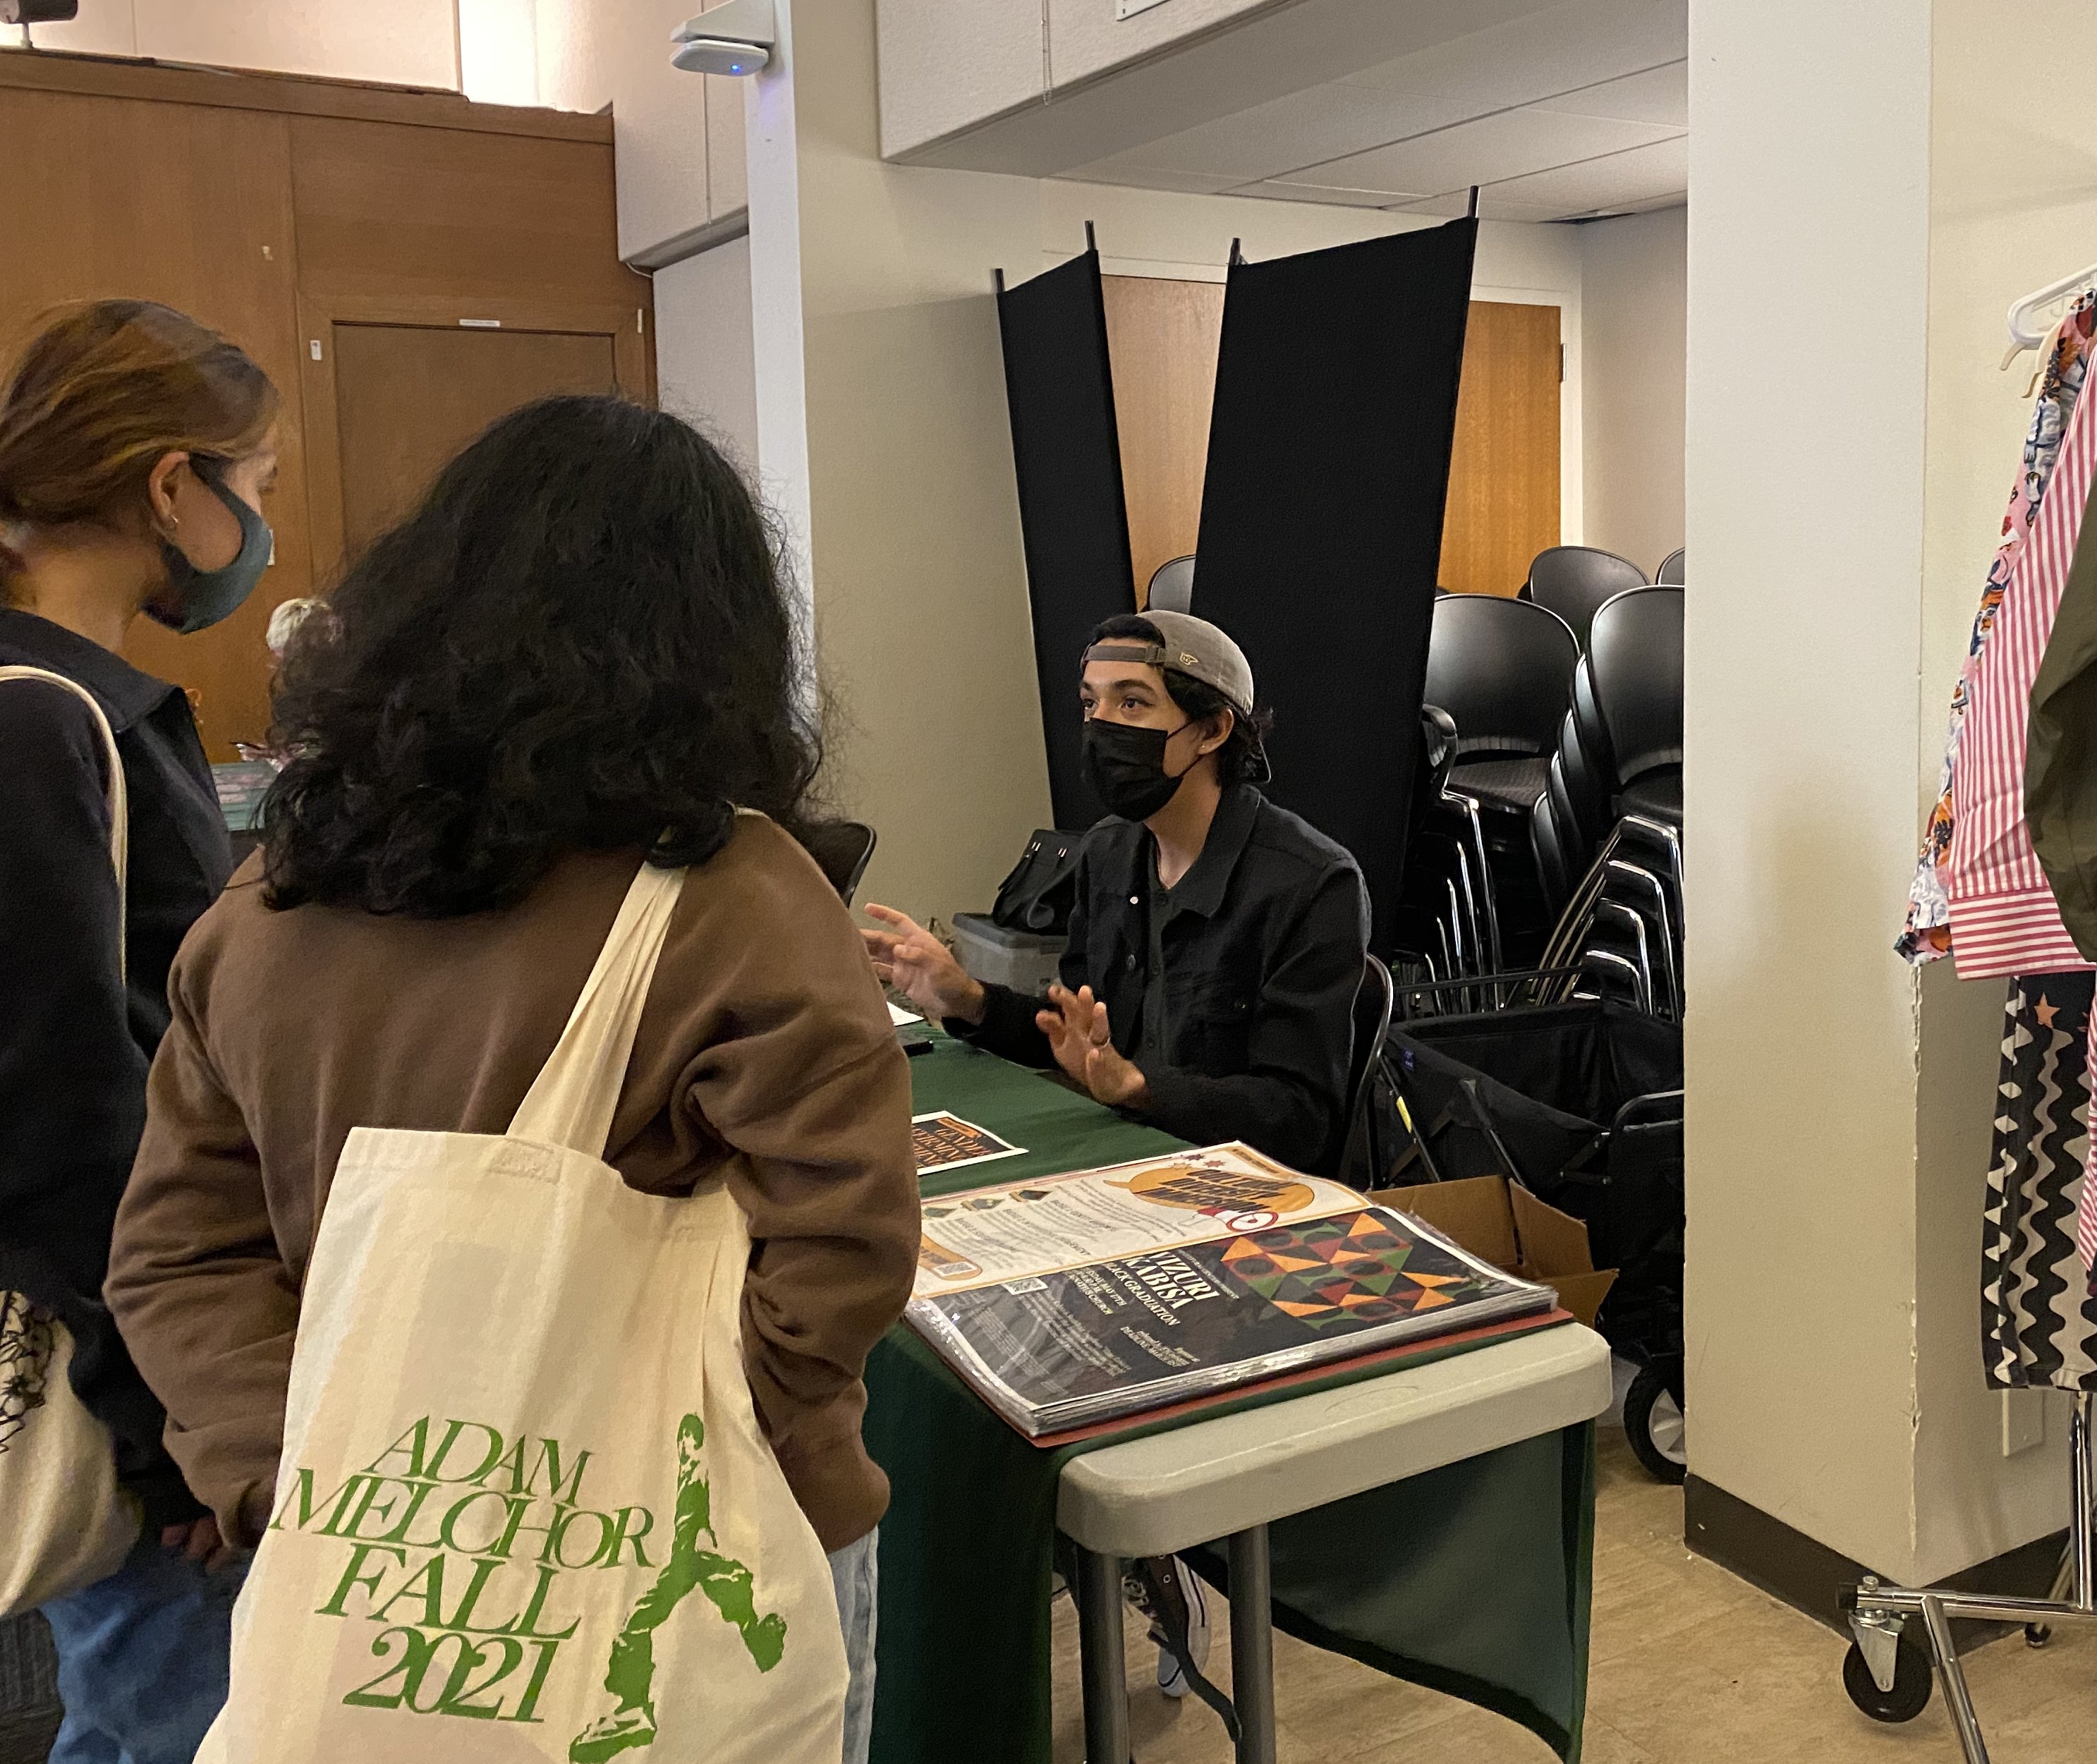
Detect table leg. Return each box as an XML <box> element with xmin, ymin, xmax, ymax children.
<box><xmin>1229</xmin><ymin>1526</ymin><xmax>1277</xmax><ymax>1764</ymax></box>
<box><xmin>1074</xmin><ymin>1545</ymin><xmax>1131</xmax><ymax>1764</ymax></box>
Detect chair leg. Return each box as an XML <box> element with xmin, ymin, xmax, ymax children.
<box><xmin>1442</xmin><ymin>791</ymin><xmax>1504</xmax><ymax>978</ymax></box>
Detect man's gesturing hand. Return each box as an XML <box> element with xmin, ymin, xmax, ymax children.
<box><xmin>1036</xmin><ymin>983</ymin><xmax>1148</xmax><ymax>1109</ymax></box>
<box><xmin>861</xmin><ymin>904</ymin><xmax>986</xmax><ymax>1026</ymax></box>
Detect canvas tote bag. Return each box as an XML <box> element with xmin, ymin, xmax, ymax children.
<box><xmin>0</xmin><ymin>666</ymin><xmax>143</xmax><ymax>1616</ymax></box>
<box><xmin>200</xmin><ymin>854</ymin><xmax>848</xmax><ymax>1763</ymax></box>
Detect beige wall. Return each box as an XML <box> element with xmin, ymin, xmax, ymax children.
<box><xmin>655</xmin><ymin>234</ymin><xmax>761</xmax><ymax>470</ymax></box>
<box><xmin>17</xmin><ymin>0</ymin><xmax>463</xmax><ymax>85</ymax></box>
<box><xmin>458</xmin><ymin>0</ymin><xmax>540</xmax><ymax>106</ymax></box>
<box><xmin>1580</xmin><ymin>204</ymin><xmax>1684</xmax><ymax>577</ymax></box>
<box><xmin>16</xmin><ymin>0</ymin><xmax>461</xmax><ymax>85</ymax></box>
<box><xmin>532</xmin><ymin>0</ymin><xmax>748</xmax><ymax>260</ymax></box>
<box><xmin>1686</xmin><ymin>0</ymin><xmax>2074</xmax><ymax>1584</ymax></box>
<box><xmin>746</xmin><ymin>0</ymin><xmax>1048</xmax><ymax>927</ymax></box>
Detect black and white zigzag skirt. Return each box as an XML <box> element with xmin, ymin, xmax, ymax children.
<box><xmin>1984</xmin><ymin>973</ymin><xmax>2097</xmax><ymax>1390</ymax></box>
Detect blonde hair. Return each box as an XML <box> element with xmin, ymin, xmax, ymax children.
<box><xmin>0</xmin><ymin>300</ymin><xmax>277</xmax><ymax>571</ymax></box>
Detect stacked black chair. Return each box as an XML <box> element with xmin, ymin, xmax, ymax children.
<box><xmin>1146</xmin><ymin>554</ymin><xmax>1195</xmax><ymax>614</ymax></box>
<box><xmin>1414</xmin><ymin>594</ymin><xmax>1579</xmax><ymax>973</ymax></box>
<box><xmin>1655</xmin><ymin>547</ymin><xmax>1686</xmax><ymax>585</ymax></box>
<box><xmin>1530</xmin><ymin>587</ymin><xmax>1684</xmax><ymax>1018</ymax></box>
<box><xmin>1424</xmin><ymin>594</ymin><xmax>1579</xmax><ymax>810</ymax></box>
<box><xmin>1337</xmin><ymin>954</ymin><xmax>1397</xmax><ymax>1188</ymax></box>
<box><xmin>1522</xmin><ymin>545</ymin><xmax>1647</xmax><ymax>648</ymax></box>
<box><xmin>1589</xmin><ymin>586</ymin><xmax>1682</xmax><ymax>823</ymax></box>
<box><xmin>1390</xmin><ymin>707</ymin><xmax>1473</xmax><ymax>996</ymax></box>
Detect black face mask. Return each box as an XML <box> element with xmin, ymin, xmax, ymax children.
<box><xmin>1082</xmin><ymin>717</ymin><xmax>1193</xmax><ymax>821</ymax></box>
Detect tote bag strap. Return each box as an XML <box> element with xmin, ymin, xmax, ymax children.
<box><xmin>507</xmin><ymin>857</ymin><xmax>689</xmax><ymax>1157</ymax></box>
<box><xmin>0</xmin><ymin>666</ymin><xmax>128</xmax><ymax>985</ymax></box>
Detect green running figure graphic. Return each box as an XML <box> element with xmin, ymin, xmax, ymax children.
<box><xmin>569</xmin><ymin>1414</ymin><xmax>787</xmax><ymax>1762</ymax></box>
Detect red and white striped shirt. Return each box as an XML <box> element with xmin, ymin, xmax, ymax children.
<box><xmin>1944</xmin><ymin>362</ymin><xmax>2097</xmax><ymax>1269</ymax></box>
<box><xmin>1948</xmin><ymin>360</ymin><xmax>2097</xmax><ymax>977</ymax></box>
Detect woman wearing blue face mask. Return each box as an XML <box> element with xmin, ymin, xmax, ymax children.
<box><xmin>0</xmin><ymin>300</ymin><xmax>277</xmax><ymax>1763</ymax></box>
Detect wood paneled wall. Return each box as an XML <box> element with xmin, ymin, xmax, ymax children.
<box><xmin>1100</xmin><ymin>275</ymin><xmax>1561</xmax><ymax>606</ymax></box>
<box><xmin>0</xmin><ymin>54</ymin><xmax>650</xmax><ymax>759</ymax></box>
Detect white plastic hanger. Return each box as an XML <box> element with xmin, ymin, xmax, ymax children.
<box><xmin>2004</xmin><ymin>260</ymin><xmax>2097</xmax><ymax>369</ymax></box>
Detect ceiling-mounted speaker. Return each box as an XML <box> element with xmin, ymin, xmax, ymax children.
<box><xmin>1</xmin><ymin>1</ymin><xmax>81</xmax><ymax>22</ymax></box>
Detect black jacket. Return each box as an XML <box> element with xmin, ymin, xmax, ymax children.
<box><xmin>0</xmin><ymin>608</ymin><xmax>230</xmax><ymax>1528</ymax></box>
<box><xmin>956</xmin><ymin>784</ymin><xmax>1368</xmax><ymax>1172</ymax></box>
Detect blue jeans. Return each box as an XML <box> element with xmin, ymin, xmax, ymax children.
<box><xmin>38</xmin><ymin>1529</ymin><xmax>244</xmax><ymax>1764</ymax></box>
<box><xmin>829</xmin><ymin>1528</ymin><xmax>878</xmax><ymax>1764</ymax></box>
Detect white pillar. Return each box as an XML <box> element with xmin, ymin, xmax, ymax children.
<box><xmin>741</xmin><ymin>0</ymin><xmax>1056</xmax><ymax>920</ymax></box>
<box><xmin>1685</xmin><ymin>0</ymin><xmax>2072</xmax><ymax>1585</ymax></box>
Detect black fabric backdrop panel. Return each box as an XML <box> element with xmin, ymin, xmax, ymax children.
<box><xmin>996</xmin><ymin>249</ymin><xmax>1136</xmax><ymax>829</ymax></box>
<box><xmin>1191</xmin><ymin>219</ymin><xmax>1478</xmax><ymax>949</ymax></box>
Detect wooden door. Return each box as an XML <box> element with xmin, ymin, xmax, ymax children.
<box><xmin>1101</xmin><ymin>275</ymin><xmax>1224</xmax><ymax>600</ymax></box>
<box><xmin>1098</xmin><ymin>279</ymin><xmax>1560</xmax><ymax>605</ymax></box>
<box><xmin>299</xmin><ymin>296</ymin><xmax>649</xmax><ymax>579</ymax></box>
<box><xmin>1437</xmin><ymin>301</ymin><xmax>1561</xmax><ymax>597</ymax></box>
<box><xmin>0</xmin><ymin>84</ymin><xmax>315</xmax><ymax>760</ymax></box>
<box><xmin>329</xmin><ymin>324</ymin><xmax>618</xmax><ymax>556</ymax></box>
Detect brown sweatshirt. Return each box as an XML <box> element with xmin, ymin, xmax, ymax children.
<box><xmin>107</xmin><ymin>817</ymin><xmax>918</xmax><ymax>1555</ymax></box>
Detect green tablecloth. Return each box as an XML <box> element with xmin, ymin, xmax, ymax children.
<box><xmin>865</xmin><ymin>1035</ymin><xmax>1594</xmax><ymax>1763</ymax></box>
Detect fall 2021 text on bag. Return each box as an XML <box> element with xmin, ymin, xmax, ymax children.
<box><xmin>200</xmin><ymin>856</ymin><xmax>849</xmax><ymax>1763</ymax></box>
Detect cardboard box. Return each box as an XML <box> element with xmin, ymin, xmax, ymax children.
<box><xmin>1380</xmin><ymin>1174</ymin><xmax>1617</xmax><ymax>1330</ymax></box>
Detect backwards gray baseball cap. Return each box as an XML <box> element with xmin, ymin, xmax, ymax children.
<box><xmin>1082</xmin><ymin>610</ymin><xmax>1269</xmax><ymax>781</ymax></box>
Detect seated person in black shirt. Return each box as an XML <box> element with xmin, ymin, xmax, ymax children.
<box><xmin>865</xmin><ymin>609</ymin><xmax>1369</xmax><ymax>1176</ymax></box>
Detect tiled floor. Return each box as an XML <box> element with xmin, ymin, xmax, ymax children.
<box><xmin>1049</xmin><ymin>1427</ymin><xmax>2096</xmax><ymax>1762</ymax></box>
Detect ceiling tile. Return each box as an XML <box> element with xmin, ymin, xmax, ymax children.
<box><xmin>1236</xmin><ymin>180</ymin><xmax>1426</xmax><ymax>209</ymax></box>
<box><xmin>1531</xmin><ymin>59</ymin><xmax>1687</xmax><ymax>126</ymax></box>
<box><xmin>1392</xmin><ymin>191</ymin><xmax>1568</xmax><ymax>224</ymax></box>
<box><xmin>1058</xmin><ymin>166</ymin><xmax>1253</xmax><ymax>196</ymax></box>
<box><xmin>1063</xmin><ymin>80</ymin><xmax>1475</xmax><ymax>187</ymax></box>
<box><xmin>1338</xmin><ymin>0</ymin><xmax>1686</xmax><ymax>104</ymax></box>
<box><xmin>1483</xmin><ymin>133</ymin><xmax>1688</xmax><ymax>209</ymax></box>
<box><xmin>1291</xmin><ymin>109</ymin><xmax>1679</xmax><ymax>196</ymax></box>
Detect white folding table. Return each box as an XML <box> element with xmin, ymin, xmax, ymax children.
<box><xmin>1056</xmin><ymin>1322</ymin><xmax>1612</xmax><ymax>1764</ymax></box>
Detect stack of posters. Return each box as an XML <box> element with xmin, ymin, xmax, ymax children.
<box><xmin>907</xmin><ymin>1143</ymin><xmax>1553</xmax><ymax>1436</ymax></box>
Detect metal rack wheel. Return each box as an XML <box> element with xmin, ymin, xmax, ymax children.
<box><xmin>1623</xmin><ymin>1358</ymin><xmax>1687</xmax><ymax>1485</ymax></box>
<box><xmin>1842</xmin><ymin>1636</ymin><xmax>1933</xmax><ymax>1723</ymax></box>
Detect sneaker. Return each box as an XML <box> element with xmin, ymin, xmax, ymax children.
<box><xmin>1149</xmin><ymin>1556</ymin><xmax>1211</xmax><ymax>1698</ymax></box>
<box><xmin>569</xmin><ymin>1705</ymin><xmax>657</xmax><ymax>1763</ymax></box>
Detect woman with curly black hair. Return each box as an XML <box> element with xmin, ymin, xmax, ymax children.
<box><xmin>105</xmin><ymin>396</ymin><xmax>916</xmax><ymax>1763</ymax></box>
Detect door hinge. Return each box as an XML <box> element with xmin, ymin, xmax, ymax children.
<box><xmin>1560</xmin><ymin>344</ymin><xmax>1565</xmax><ymax>384</ymax></box>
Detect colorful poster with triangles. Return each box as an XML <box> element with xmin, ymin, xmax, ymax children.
<box><xmin>1222</xmin><ymin>1212</ymin><xmax>1490</xmax><ymax>1330</ymax></box>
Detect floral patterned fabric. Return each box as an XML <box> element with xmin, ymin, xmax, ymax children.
<box><xmin>1900</xmin><ymin>295</ymin><xmax>2097</xmax><ymax>963</ymax></box>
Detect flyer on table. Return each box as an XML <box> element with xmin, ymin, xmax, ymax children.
<box><xmin>913</xmin><ymin>1142</ymin><xmax>1370</xmax><ymax>1298</ymax></box>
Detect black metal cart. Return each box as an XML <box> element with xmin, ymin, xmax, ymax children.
<box><xmin>1363</xmin><ymin>977</ymin><xmax>1687</xmax><ymax>1480</ymax></box>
